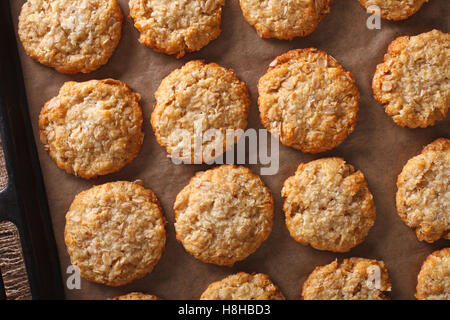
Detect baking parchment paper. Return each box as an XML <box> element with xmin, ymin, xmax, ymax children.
<box><xmin>9</xmin><ymin>0</ymin><xmax>450</xmax><ymax>300</ymax></box>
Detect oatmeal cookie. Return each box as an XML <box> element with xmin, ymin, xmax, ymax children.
<box><xmin>18</xmin><ymin>0</ymin><xmax>123</xmax><ymax>74</ymax></box>
<box><xmin>129</xmin><ymin>0</ymin><xmax>225</xmax><ymax>58</ymax></box>
<box><xmin>39</xmin><ymin>79</ymin><xmax>144</xmax><ymax>179</ymax></box>
<box><xmin>358</xmin><ymin>0</ymin><xmax>428</xmax><ymax>21</ymax></box>
<box><xmin>110</xmin><ymin>292</ymin><xmax>160</xmax><ymax>300</ymax></box>
<box><xmin>416</xmin><ymin>248</ymin><xmax>450</xmax><ymax>300</ymax></box>
<box><xmin>258</xmin><ymin>48</ymin><xmax>359</xmax><ymax>153</ymax></box>
<box><xmin>65</xmin><ymin>181</ymin><xmax>166</xmax><ymax>286</ymax></box>
<box><xmin>373</xmin><ymin>30</ymin><xmax>450</xmax><ymax>128</ymax></box>
<box><xmin>282</xmin><ymin>157</ymin><xmax>376</xmax><ymax>252</ymax></box>
<box><xmin>151</xmin><ymin>61</ymin><xmax>250</xmax><ymax>163</ymax></box>
<box><xmin>302</xmin><ymin>258</ymin><xmax>392</xmax><ymax>300</ymax></box>
<box><xmin>239</xmin><ymin>0</ymin><xmax>333</xmax><ymax>40</ymax></box>
<box><xmin>174</xmin><ymin>165</ymin><xmax>273</xmax><ymax>266</ymax></box>
<box><xmin>396</xmin><ymin>138</ymin><xmax>450</xmax><ymax>242</ymax></box>
<box><xmin>200</xmin><ymin>272</ymin><xmax>285</xmax><ymax>300</ymax></box>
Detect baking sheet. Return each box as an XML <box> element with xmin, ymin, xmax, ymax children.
<box><xmin>9</xmin><ymin>0</ymin><xmax>449</xmax><ymax>300</ymax></box>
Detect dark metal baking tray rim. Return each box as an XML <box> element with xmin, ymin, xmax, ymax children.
<box><xmin>0</xmin><ymin>0</ymin><xmax>65</xmax><ymax>300</ymax></box>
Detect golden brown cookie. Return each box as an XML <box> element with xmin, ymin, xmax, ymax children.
<box><xmin>416</xmin><ymin>248</ymin><xmax>450</xmax><ymax>300</ymax></box>
<box><xmin>282</xmin><ymin>158</ymin><xmax>376</xmax><ymax>252</ymax></box>
<box><xmin>358</xmin><ymin>0</ymin><xmax>429</xmax><ymax>20</ymax></box>
<box><xmin>302</xmin><ymin>258</ymin><xmax>392</xmax><ymax>300</ymax></box>
<box><xmin>239</xmin><ymin>0</ymin><xmax>333</xmax><ymax>40</ymax></box>
<box><xmin>18</xmin><ymin>0</ymin><xmax>123</xmax><ymax>74</ymax></box>
<box><xmin>64</xmin><ymin>181</ymin><xmax>166</xmax><ymax>286</ymax></box>
<box><xmin>200</xmin><ymin>272</ymin><xmax>285</xmax><ymax>300</ymax></box>
<box><xmin>373</xmin><ymin>30</ymin><xmax>450</xmax><ymax>128</ymax></box>
<box><xmin>151</xmin><ymin>61</ymin><xmax>250</xmax><ymax>163</ymax></box>
<box><xmin>258</xmin><ymin>48</ymin><xmax>359</xmax><ymax>153</ymax></box>
<box><xmin>129</xmin><ymin>0</ymin><xmax>225</xmax><ymax>58</ymax></box>
<box><xmin>39</xmin><ymin>79</ymin><xmax>144</xmax><ymax>179</ymax></box>
<box><xmin>396</xmin><ymin>138</ymin><xmax>449</xmax><ymax>242</ymax></box>
<box><xmin>110</xmin><ymin>292</ymin><xmax>160</xmax><ymax>300</ymax></box>
<box><xmin>174</xmin><ymin>165</ymin><xmax>273</xmax><ymax>266</ymax></box>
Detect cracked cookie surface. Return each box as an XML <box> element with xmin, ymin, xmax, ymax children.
<box><xmin>151</xmin><ymin>61</ymin><xmax>250</xmax><ymax>163</ymax></box>
<box><xmin>258</xmin><ymin>48</ymin><xmax>359</xmax><ymax>153</ymax></box>
<box><xmin>18</xmin><ymin>0</ymin><xmax>123</xmax><ymax>74</ymax></box>
<box><xmin>65</xmin><ymin>181</ymin><xmax>166</xmax><ymax>286</ymax></box>
<box><xmin>373</xmin><ymin>30</ymin><xmax>450</xmax><ymax>128</ymax></box>
<box><xmin>282</xmin><ymin>157</ymin><xmax>376</xmax><ymax>252</ymax></box>
<box><xmin>201</xmin><ymin>272</ymin><xmax>285</xmax><ymax>300</ymax></box>
<box><xmin>358</xmin><ymin>0</ymin><xmax>429</xmax><ymax>20</ymax></box>
<box><xmin>39</xmin><ymin>79</ymin><xmax>144</xmax><ymax>179</ymax></box>
<box><xmin>396</xmin><ymin>138</ymin><xmax>450</xmax><ymax>242</ymax></box>
<box><xmin>302</xmin><ymin>258</ymin><xmax>392</xmax><ymax>300</ymax></box>
<box><xmin>416</xmin><ymin>248</ymin><xmax>450</xmax><ymax>300</ymax></box>
<box><xmin>129</xmin><ymin>0</ymin><xmax>225</xmax><ymax>58</ymax></box>
<box><xmin>239</xmin><ymin>0</ymin><xmax>333</xmax><ymax>39</ymax></box>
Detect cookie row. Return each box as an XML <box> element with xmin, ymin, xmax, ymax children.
<box><xmin>111</xmin><ymin>250</ymin><xmax>448</xmax><ymax>300</ymax></box>
<box><xmin>38</xmin><ymin>30</ymin><xmax>449</xmax><ymax>181</ymax></box>
<box><xmin>18</xmin><ymin>0</ymin><xmax>433</xmax><ymax>73</ymax></box>
<box><xmin>64</xmin><ymin>146</ymin><xmax>448</xmax><ymax>292</ymax></box>
<box><xmin>107</xmin><ymin>252</ymin><xmax>450</xmax><ymax>300</ymax></box>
